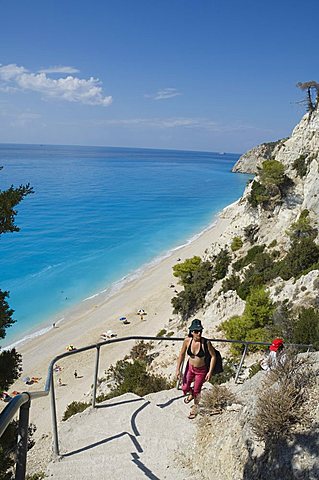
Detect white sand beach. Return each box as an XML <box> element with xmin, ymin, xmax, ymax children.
<box><xmin>5</xmin><ymin>210</ymin><xmax>233</xmax><ymax>451</ymax></box>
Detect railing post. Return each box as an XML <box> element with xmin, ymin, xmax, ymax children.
<box><xmin>50</xmin><ymin>367</ymin><xmax>60</xmax><ymax>457</ymax></box>
<box><xmin>235</xmin><ymin>344</ymin><xmax>248</xmax><ymax>384</ymax></box>
<box><xmin>92</xmin><ymin>345</ymin><xmax>101</xmax><ymax>408</ymax></box>
<box><xmin>15</xmin><ymin>395</ymin><xmax>31</xmax><ymax>480</ymax></box>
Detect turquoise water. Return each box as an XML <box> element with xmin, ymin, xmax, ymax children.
<box><xmin>0</xmin><ymin>144</ymin><xmax>249</xmax><ymax>347</ymax></box>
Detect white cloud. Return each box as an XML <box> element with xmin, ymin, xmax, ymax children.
<box><xmin>9</xmin><ymin>112</ymin><xmax>42</xmax><ymax>127</ymax></box>
<box><xmin>100</xmin><ymin>116</ymin><xmax>270</xmax><ymax>134</ymax></box>
<box><xmin>145</xmin><ymin>88</ymin><xmax>182</xmax><ymax>100</ymax></box>
<box><xmin>0</xmin><ymin>63</ymin><xmax>112</xmax><ymax>106</ymax></box>
<box><xmin>103</xmin><ymin>117</ymin><xmax>217</xmax><ymax>129</ymax></box>
<box><xmin>38</xmin><ymin>66</ymin><xmax>80</xmax><ymax>74</ymax></box>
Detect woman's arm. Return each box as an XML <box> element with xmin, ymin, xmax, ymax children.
<box><xmin>205</xmin><ymin>341</ymin><xmax>217</xmax><ymax>381</ymax></box>
<box><xmin>176</xmin><ymin>338</ymin><xmax>189</xmax><ymax>378</ymax></box>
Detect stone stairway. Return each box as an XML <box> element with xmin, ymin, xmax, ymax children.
<box><xmin>46</xmin><ymin>388</ymin><xmax>200</xmax><ymax>479</ymax></box>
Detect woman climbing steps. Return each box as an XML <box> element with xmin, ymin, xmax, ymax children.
<box><xmin>176</xmin><ymin>319</ymin><xmax>216</xmax><ymax>418</ymax></box>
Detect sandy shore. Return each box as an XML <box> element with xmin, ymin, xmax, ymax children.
<box><xmin>5</xmin><ymin>210</ymin><xmax>233</xmax><ymax>445</ymax></box>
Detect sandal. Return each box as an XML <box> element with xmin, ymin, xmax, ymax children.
<box><xmin>183</xmin><ymin>394</ymin><xmax>194</xmax><ymax>404</ymax></box>
<box><xmin>188</xmin><ymin>406</ymin><xmax>198</xmax><ymax>419</ymax></box>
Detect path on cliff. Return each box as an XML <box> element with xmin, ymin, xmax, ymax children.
<box><xmin>45</xmin><ymin>388</ymin><xmax>200</xmax><ymax>480</ymax></box>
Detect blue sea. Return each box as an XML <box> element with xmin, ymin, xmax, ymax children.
<box><xmin>0</xmin><ymin>144</ymin><xmax>249</xmax><ymax>348</ymax></box>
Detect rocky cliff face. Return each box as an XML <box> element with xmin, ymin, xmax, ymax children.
<box><xmin>203</xmin><ymin>110</ymin><xmax>319</xmax><ymax>320</ymax></box>
<box><xmin>167</xmin><ymin>110</ymin><xmax>319</xmax><ymax>479</ymax></box>
<box><xmin>232</xmin><ymin>138</ymin><xmax>287</xmax><ymax>174</ymax></box>
<box><xmin>181</xmin><ymin>352</ymin><xmax>319</xmax><ymax>480</ymax></box>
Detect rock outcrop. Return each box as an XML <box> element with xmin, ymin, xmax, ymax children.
<box><xmin>180</xmin><ymin>353</ymin><xmax>319</xmax><ymax>480</ymax></box>
<box><xmin>232</xmin><ymin>138</ymin><xmax>286</xmax><ymax>174</ymax></box>
<box><xmin>171</xmin><ymin>109</ymin><xmax>319</xmax><ymax>479</ymax></box>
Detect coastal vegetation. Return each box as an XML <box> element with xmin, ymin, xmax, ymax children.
<box><xmin>247</xmin><ymin>354</ymin><xmax>315</xmax><ymax>479</ymax></box>
<box><xmin>293</xmin><ymin>154</ymin><xmax>309</xmax><ymax>178</ymax></box>
<box><xmin>230</xmin><ymin>236</ymin><xmax>243</xmax><ymax>251</ymax></box>
<box><xmin>248</xmin><ymin>159</ymin><xmax>290</xmax><ymax>209</ymax></box>
<box><xmin>63</xmin><ymin>342</ymin><xmax>172</xmax><ymax>420</ymax></box>
<box><xmin>99</xmin><ymin>358</ymin><xmax>172</xmax><ymax>400</ymax></box>
<box><xmin>200</xmin><ymin>384</ymin><xmax>237</xmax><ymax>416</ymax></box>
<box><xmin>170</xmin><ymin>204</ymin><xmax>319</xmax><ymax>354</ymax></box>
<box><xmin>63</xmin><ymin>401</ymin><xmax>90</xmax><ymax>421</ymax></box>
<box><xmin>171</xmin><ymin>249</ymin><xmax>231</xmax><ymax>319</ymax></box>
<box><xmin>220</xmin><ymin>288</ymin><xmax>274</xmax><ymax>354</ymax></box>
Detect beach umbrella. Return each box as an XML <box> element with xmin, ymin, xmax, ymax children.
<box><xmin>119</xmin><ymin>316</ymin><xmax>127</xmax><ymax>322</ymax></box>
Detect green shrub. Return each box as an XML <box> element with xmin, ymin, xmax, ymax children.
<box><xmin>292</xmin><ymin>307</ymin><xmax>319</xmax><ymax>350</ymax></box>
<box><xmin>278</xmin><ymin>237</ymin><xmax>319</xmax><ymax>280</ymax></box>
<box><xmin>171</xmin><ymin>288</ymin><xmax>198</xmax><ymax>320</ymax></box>
<box><xmin>63</xmin><ymin>401</ymin><xmax>90</xmax><ymax>421</ymax></box>
<box><xmin>156</xmin><ymin>329</ymin><xmax>167</xmax><ymax>337</ymax></box>
<box><xmin>248</xmin><ymin>362</ymin><xmax>262</xmax><ymax>378</ymax></box>
<box><xmin>268</xmin><ymin>239</ymin><xmax>277</xmax><ymax>248</ymax></box>
<box><xmin>222</xmin><ymin>274</ymin><xmax>241</xmax><ymax>293</ymax></box>
<box><xmin>104</xmin><ymin>359</ymin><xmax>172</xmax><ymax>399</ymax></box>
<box><xmin>258</xmin><ymin>159</ymin><xmax>285</xmax><ymax>187</ymax></box>
<box><xmin>236</xmin><ymin>251</ymin><xmax>277</xmax><ymax>299</ymax></box>
<box><xmin>248</xmin><ymin>180</ymin><xmax>270</xmax><ymax>207</ymax></box>
<box><xmin>166</xmin><ymin>331</ymin><xmax>174</xmax><ymax>337</ymax></box>
<box><xmin>172</xmin><ymin>256</ymin><xmax>202</xmax><ymax>286</ymax></box>
<box><xmin>231</xmin><ymin>236</ymin><xmax>243</xmax><ymax>252</ymax></box>
<box><xmin>130</xmin><ymin>341</ymin><xmax>152</xmax><ymax>362</ymax></box>
<box><xmin>171</xmin><ymin>260</ymin><xmax>214</xmax><ymax>319</ymax></box>
<box><xmin>220</xmin><ymin>315</ymin><xmax>249</xmax><ymax>349</ymax></box>
<box><xmin>293</xmin><ymin>154</ymin><xmax>308</xmax><ymax>178</ymax></box>
<box><xmin>0</xmin><ymin>420</ymin><xmax>36</xmax><ymax>480</ymax></box>
<box><xmin>221</xmin><ymin>287</ymin><xmax>274</xmax><ymax>355</ymax></box>
<box><xmin>233</xmin><ymin>245</ymin><xmax>265</xmax><ymax>271</ymax></box>
<box><xmin>26</xmin><ymin>473</ymin><xmax>46</xmax><ymax>480</ymax></box>
<box><xmin>249</xmin><ymin>160</ymin><xmax>290</xmax><ymax>209</ymax></box>
<box><xmin>96</xmin><ymin>392</ymin><xmax>113</xmax><ymax>403</ymax></box>
<box><xmin>213</xmin><ymin>248</ymin><xmax>231</xmax><ymax>280</ymax></box>
<box><xmin>286</xmin><ymin>209</ymin><xmax>317</xmax><ymax>241</ymax></box>
<box><xmin>245</xmin><ymin>327</ymin><xmax>272</xmax><ymax>352</ymax></box>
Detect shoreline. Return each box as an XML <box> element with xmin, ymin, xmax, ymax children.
<box><xmin>3</xmin><ymin>213</ymin><xmax>222</xmax><ymax>351</ymax></box>
<box><xmin>13</xmin><ymin>208</ymin><xmax>233</xmax><ymax>374</ymax></box>
<box><xmin>3</xmin><ymin>204</ymin><xmax>236</xmax><ymax>457</ymax></box>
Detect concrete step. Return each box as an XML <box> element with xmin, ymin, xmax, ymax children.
<box><xmin>46</xmin><ymin>390</ymin><xmax>199</xmax><ymax>480</ymax></box>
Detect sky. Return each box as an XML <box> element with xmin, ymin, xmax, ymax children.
<box><xmin>1</xmin><ymin>0</ymin><xmax>319</xmax><ymax>153</ymax></box>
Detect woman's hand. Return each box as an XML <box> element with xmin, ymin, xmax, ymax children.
<box><xmin>205</xmin><ymin>371</ymin><xmax>212</xmax><ymax>382</ymax></box>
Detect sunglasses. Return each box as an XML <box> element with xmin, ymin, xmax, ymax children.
<box><xmin>192</xmin><ymin>330</ymin><xmax>202</xmax><ymax>334</ymax></box>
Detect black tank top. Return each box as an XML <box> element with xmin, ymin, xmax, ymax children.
<box><xmin>187</xmin><ymin>338</ymin><xmax>205</xmax><ymax>358</ymax></box>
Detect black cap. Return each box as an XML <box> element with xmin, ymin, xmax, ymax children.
<box><xmin>188</xmin><ymin>319</ymin><xmax>203</xmax><ymax>332</ymax></box>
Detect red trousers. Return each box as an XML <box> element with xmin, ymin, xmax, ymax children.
<box><xmin>182</xmin><ymin>363</ymin><xmax>207</xmax><ymax>398</ymax></box>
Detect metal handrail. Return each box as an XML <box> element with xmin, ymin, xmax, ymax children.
<box><xmin>0</xmin><ymin>335</ymin><xmax>313</xmax><ymax>479</ymax></box>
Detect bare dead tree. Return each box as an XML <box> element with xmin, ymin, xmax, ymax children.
<box><xmin>297</xmin><ymin>81</ymin><xmax>319</xmax><ymax>113</ymax></box>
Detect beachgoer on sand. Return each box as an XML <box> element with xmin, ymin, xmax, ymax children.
<box><xmin>137</xmin><ymin>308</ymin><xmax>146</xmax><ymax>320</ymax></box>
<box><xmin>176</xmin><ymin>319</ymin><xmax>216</xmax><ymax>419</ymax></box>
<box><xmin>66</xmin><ymin>345</ymin><xmax>76</xmax><ymax>351</ymax></box>
<box><xmin>101</xmin><ymin>330</ymin><xmax>117</xmax><ymax>339</ymax></box>
<box><xmin>74</xmin><ymin>370</ymin><xmax>78</xmax><ymax>379</ymax></box>
<box><xmin>1</xmin><ymin>392</ymin><xmax>12</xmax><ymax>402</ymax></box>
